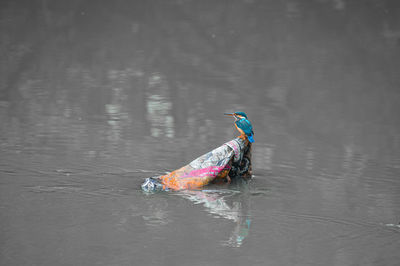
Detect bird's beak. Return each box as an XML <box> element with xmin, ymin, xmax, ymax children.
<box><xmin>224</xmin><ymin>113</ymin><xmax>234</xmax><ymax>117</ymax></box>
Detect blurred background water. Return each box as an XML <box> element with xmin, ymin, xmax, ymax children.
<box><xmin>0</xmin><ymin>0</ymin><xmax>400</xmax><ymax>265</ymax></box>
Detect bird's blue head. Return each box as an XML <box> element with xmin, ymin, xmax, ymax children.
<box><xmin>234</xmin><ymin>112</ymin><xmax>248</xmax><ymax>119</ymax></box>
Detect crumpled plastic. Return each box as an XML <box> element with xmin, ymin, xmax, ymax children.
<box><xmin>141</xmin><ymin>137</ymin><xmax>252</xmax><ymax>192</ymax></box>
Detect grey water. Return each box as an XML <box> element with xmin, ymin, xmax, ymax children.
<box><xmin>1</xmin><ymin>1</ymin><xmax>400</xmax><ymax>265</ymax></box>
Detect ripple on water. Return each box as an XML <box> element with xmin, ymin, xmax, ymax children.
<box><xmin>27</xmin><ymin>185</ymin><xmax>84</xmax><ymax>193</ymax></box>
<box><xmin>384</xmin><ymin>223</ymin><xmax>400</xmax><ymax>230</ymax></box>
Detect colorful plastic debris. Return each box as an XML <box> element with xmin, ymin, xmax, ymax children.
<box><xmin>141</xmin><ymin>137</ymin><xmax>252</xmax><ymax>192</ymax></box>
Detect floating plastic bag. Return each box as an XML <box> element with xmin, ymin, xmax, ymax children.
<box><xmin>141</xmin><ymin>137</ymin><xmax>252</xmax><ymax>192</ymax></box>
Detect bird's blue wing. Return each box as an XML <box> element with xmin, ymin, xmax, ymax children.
<box><xmin>235</xmin><ymin>119</ymin><xmax>253</xmax><ymax>136</ymax></box>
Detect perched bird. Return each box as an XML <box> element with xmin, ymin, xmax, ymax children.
<box><xmin>224</xmin><ymin>112</ymin><xmax>254</xmax><ymax>143</ymax></box>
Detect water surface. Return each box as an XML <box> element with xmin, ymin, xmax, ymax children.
<box><xmin>1</xmin><ymin>1</ymin><xmax>400</xmax><ymax>265</ymax></box>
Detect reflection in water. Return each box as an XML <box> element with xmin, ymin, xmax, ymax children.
<box><xmin>177</xmin><ymin>186</ymin><xmax>252</xmax><ymax>248</ymax></box>
<box><xmin>305</xmin><ymin>147</ymin><xmax>314</xmax><ymax>171</ymax></box>
<box><xmin>141</xmin><ymin>199</ymin><xmax>171</xmax><ymax>227</ymax></box>
<box><xmin>146</xmin><ymin>73</ymin><xmax>175</xmax><ymax>138</ymax></box>
<box><xmin>178</xmin><ymin>190</ymin><xmax>241</xmax><ymax>222</ymax></box>
<box><xmin>140</xmin><ymin>186</ymin><xmax>253</xmax><ymax>248</ymax></box>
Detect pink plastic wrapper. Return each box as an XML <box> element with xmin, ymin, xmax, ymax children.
<box><xmin>141</xmin><ymin>137</ymin><xmax>252</xmax><ymax>192</ymax></box>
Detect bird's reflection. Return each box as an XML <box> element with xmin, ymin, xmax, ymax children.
<box><xmin>177</xmin><ymin>183</ymin><xmax>252</xmax><ymax>247</ymax></box>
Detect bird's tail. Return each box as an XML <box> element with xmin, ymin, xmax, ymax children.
<box><xmin>248</xmin><ymin>134</ymin><xmax>255</xmax><ymax>143</ymax></box>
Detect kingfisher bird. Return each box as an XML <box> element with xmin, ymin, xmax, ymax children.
<box><xmin>224</xmin><ymin>112</ymin><xmax>254</xmax><ymax>143</ymax></box>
